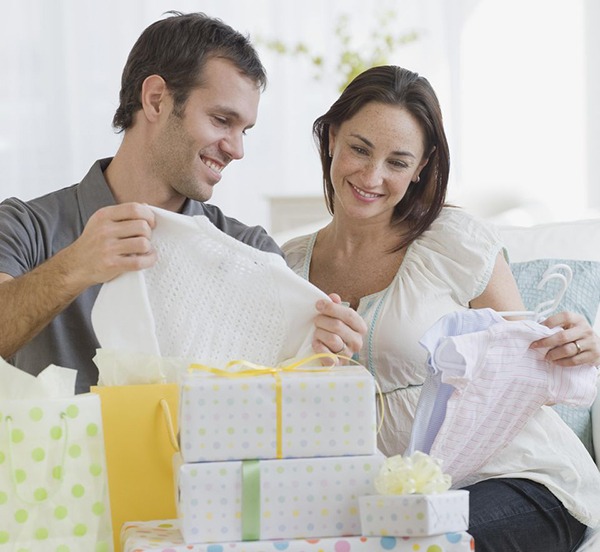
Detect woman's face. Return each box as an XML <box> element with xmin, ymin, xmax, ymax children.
<box><xmin>328</xmin><ymin>101</ymin><xmax>429</xmax><ymax>223</ymax></box>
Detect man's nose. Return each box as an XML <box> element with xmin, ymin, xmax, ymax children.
<box><xmin>220</xmin><ymin>133</ymin><xmax>244</xmax><ymax>160</ymax></box>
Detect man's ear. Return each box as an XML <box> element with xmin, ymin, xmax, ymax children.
<box><xmin>140</xmin><ymin>75</ymin><xmax>169</xmax><ymax>123</ymax></box>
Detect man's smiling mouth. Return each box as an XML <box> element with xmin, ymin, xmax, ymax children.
<box><xmin>201</xmin><ymin>156</ymin><xmax>225</xmax><ymax>173</ymax></box>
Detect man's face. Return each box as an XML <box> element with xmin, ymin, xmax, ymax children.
<box><xmin>150</xmin><ymin>57</ymin><xmax>260</xmax><ymax>204</ymax></box>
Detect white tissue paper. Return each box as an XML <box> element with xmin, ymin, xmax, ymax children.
<box><xmin>93</xmin><ymin>349</ymin><xmax>191</xmax><ymax>386</ymax></box>
<box><xmin>0</xmin><ymin>357</ymin><xmax>77</xmax><ymax>399</ymax></box>
<box><xmin>91</xmin><ymin>207</ymin><xmax>329</xmax><ymax>371</ymax></box>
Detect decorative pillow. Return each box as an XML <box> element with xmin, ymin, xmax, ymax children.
<box><xmin>510</xmin><ymin>258</ymin><xmax>600</xmax><ymax>459</ymax></box>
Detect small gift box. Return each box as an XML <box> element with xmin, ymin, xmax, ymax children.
<box><xmin>359</xmin><ymin>492</ymin><xmax>469</xmax><ymax>537</ymax></box>
<box><xmin>174</xmin><ymin>452</ymin><xmax>385</xmax><ymax>543</ymax></box>
<box><xmin>359</xmin><ymin>452</ymin><xmax>469</xmax><ymax>537</ymax></box>
<box><xmin>121</xmin><ymin>519</ymin><xmax>475</xmax><ymax>551</ymax></box>
<box><xmin>179</xmin><ymin>362</ymin><xmax>377</xmax><ymax>462</ymax></box>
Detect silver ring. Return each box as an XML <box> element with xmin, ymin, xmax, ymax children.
<box><xmin>574</xmin><ymin>340</ymin><xmax>582</xmax><ymax>355</ymax></box>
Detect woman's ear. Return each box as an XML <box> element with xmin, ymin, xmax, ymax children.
<box><xmin>139</xmin><ymin>75</ymin><xmax>169</xmax><ymax>123</ymax></box>
<box><xmin>328</xmin><ymin>126</ymin><xmax>338</xmax><ymax>157</ymax></box>
<box><xmin>413</xmin><ymin>145</ymin><xmax>436</xmax><ymax>182</ymax></box>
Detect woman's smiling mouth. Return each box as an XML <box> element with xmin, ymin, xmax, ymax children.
<box><xmin>350</xmin><ymin>182</ymin><xmax>382</xmax><ymax>199</ymax></box>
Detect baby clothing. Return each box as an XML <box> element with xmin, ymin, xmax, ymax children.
<box><xmin>409</xmin><ymin>308</ymin><xmax>598</xmax><ymax>485</ymax></box>
<box><xmin>92</xmin><ymin>207</ymin><xmax>329</xmax><ymax>368</ymax></box>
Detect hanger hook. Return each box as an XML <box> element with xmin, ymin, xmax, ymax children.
<box><xmin>534</xmin><ymin>271</ymin><xmax>569</xmax><ymax>321</ymax></box>
<box><xmin>542</xmin><ymin>263</ymin><xmax>573</xmax><ymax>286</ymax></box>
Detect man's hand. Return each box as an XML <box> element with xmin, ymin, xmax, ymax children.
<box><xmin>312</xmin><ymin>293</ymin><xmax>367</xmax><ymax>364</ymax></box>
<box><xmin>66</xmin><ymin>202</ymin><xmax>157</xmax><ymax>288</ymax></box>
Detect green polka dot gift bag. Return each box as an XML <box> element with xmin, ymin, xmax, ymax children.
<box><xmin>0</xmin><ymin>393</ymin><xmax>113</xmax><ymax>551</ymax></box>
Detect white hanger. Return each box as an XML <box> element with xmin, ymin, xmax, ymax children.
<box><xmin>498</xmin><ymin>263</ymin><xmax>573</xmax><ymax>322</ymax></box>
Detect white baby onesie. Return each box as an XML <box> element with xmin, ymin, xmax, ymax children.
<box><xmin>412</xmin><ymin>308</ymin><xmax>598</xmax><ymax>485</ymax></box>
<box><xmin>91</xmin><ymin>207</ymin><xmax>329</xmax><ymax>368</ymax></box>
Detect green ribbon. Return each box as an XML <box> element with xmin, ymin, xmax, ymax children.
<box><xmin>241</xmin><ymin>460</ymin><xmax>261</xmax><ymax>541</ymax></box>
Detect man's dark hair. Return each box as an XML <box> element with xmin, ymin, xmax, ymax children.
<box><xmin>112</xmin><ymin>11</ymin><xmax>267</xmax><ymax>132</ymax></box>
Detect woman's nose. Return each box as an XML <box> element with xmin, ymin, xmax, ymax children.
<box><xmin>361</xmin><ymin>162</ymin><xmax>384</xmax><ymax>188</ymax></box>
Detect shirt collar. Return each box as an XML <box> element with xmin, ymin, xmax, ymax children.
<box><xmin>77</xmin><ymin>158</ymin><xmax>117</xmax><ymax>224</ymax></box>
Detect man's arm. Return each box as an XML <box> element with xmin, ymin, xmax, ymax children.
<box><xmin>0</xmin><ymin>202</ymin><xmax>157</xmax><ymax>358</ymax></box>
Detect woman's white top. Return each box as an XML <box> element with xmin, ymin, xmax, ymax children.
<box><xmin>282</xmin><ymin>207</ymin><xmax>600</xmax><ymax>527</ymax></box>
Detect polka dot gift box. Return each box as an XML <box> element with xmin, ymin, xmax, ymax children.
<box><xmin>174</xmin><ymin>453</ymin><xmax>385</xmax><ymax>543</ymax></box>
<box><xmin>358</xmin><ymin>453</ymin><xmax>469</xmax><ymax>538</ymax></box>
<box><xmin>358</xmin><ymin>492</ymin><xmax>469</xmax><ymax>538</ymax></box>
<box><xmin>121</xmin><ymin>519</ymin><xmax>475</xmax><ymax>551</ymax></box>
<box><xmin>179</xmin><ymin>364</ymin><xmax>377</xmax><ymax>462</ymax></box>
<box><xmin>0</xmin><ymin>393</ymin><xmax>113</xmax><ymax>551</ymax></box>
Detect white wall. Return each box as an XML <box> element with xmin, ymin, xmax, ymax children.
<box><xmin>1</xmin><ymin>0</ymin><xmax>597</xmax><ymax>232</ymax></box>
<box><xmin>449</xmin><ymin>0</ymin><xmax>591</xmax><ymax>224</ymax></box>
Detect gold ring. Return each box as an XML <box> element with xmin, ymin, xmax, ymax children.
<box><xmin>333</xmin><ymin>343</ymin><xmax>345</xmax><ymax>355</ymax></box>
<box><xmin>574</xmin><ymin>340</ymin><xmax>582</xmax><ymax>355</ymax></box>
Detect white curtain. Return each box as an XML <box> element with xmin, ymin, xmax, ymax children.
<box><xmin>1</xmin><ymin>0</ymin><xmax>594</xmax><ymax>231</ymax></box>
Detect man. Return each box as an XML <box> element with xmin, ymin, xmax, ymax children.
<box><xmin>0</xmin><ymin>12</ymin><xmax>365</xmax><ymax>393</ymax></box>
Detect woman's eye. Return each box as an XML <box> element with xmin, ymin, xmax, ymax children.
<box><xmin>390</xmin><ymin>159</ymin><xmax>408</xmax><ymax>169</ymax></box>
<box><xmin>351</xmin><ymin>145</ymin><xmax>368</xmax><ymax>155</ymax></box>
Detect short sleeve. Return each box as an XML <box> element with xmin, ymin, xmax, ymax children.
<box><xmin>409</xmin><ymin>207</ymin><xmax>505</xmax><ymax>306</ymax></box>
<box><xmin>0</xmin><ymin>198</ymin><xmax>40</xmax><ymax>276</ymax></box>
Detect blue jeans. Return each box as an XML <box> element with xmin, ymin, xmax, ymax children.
<box><xmin>462</xmin><ymin>478</ymin><xmax>587</xmax><ymax>552</ymax></box>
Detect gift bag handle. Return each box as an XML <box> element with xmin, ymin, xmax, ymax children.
<box><xmin>159</xmin><ymin>399</ymin><xmax>179</xmax><ymax>452</ymax></box>
<box><xmin>5</xmin><ymin>411</ymin><xmax>69</xmax><ymax>506</ymax></box>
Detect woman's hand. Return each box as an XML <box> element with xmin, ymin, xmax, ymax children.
<box><xmin>530</xmin><ymin>311</ymin><xmax>600</xmax><ymax>366</ymax></box>
<box><xmin>312</xmin><ymin>293</ymin><xmax>367</xmax><ymax>364</ymax></box>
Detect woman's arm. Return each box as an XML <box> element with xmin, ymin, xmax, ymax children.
<box><xmin>469</xmin><ymin>252</ymin><xmax>526</xmax><ymax>312</ymax></box>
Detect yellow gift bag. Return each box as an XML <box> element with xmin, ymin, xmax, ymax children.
<box><xmin>91</xmin><ymin>384</ymin><xmax>179</xmax><ymax>551</ymax></box>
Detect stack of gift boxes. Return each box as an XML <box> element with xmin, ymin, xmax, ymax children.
<box><xmin>120</xmin><ymin>363</ymin><xmax>474</xmax><ymax>551</ymax></box>
<box><xmin>175</xmin><ymin>364</ymin><xmax>382</xmax><ymax>543</ymax></box>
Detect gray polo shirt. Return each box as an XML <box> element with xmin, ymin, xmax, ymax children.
<box><xmin>0</xmin><ymin>158</ymin><xmax>282</xmax><ymax>393</ymax></box>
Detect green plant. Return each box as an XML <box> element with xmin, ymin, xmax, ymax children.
<box><xmin>259</xmin><ymin>10</ymin><xmax>419</xmax><ymax>92</ymax></box>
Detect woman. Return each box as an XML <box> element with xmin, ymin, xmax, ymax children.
<box><xmin>283</xmin><ymin>65</ymin><xmax>600</xmax><ymax>551</ymax></box>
